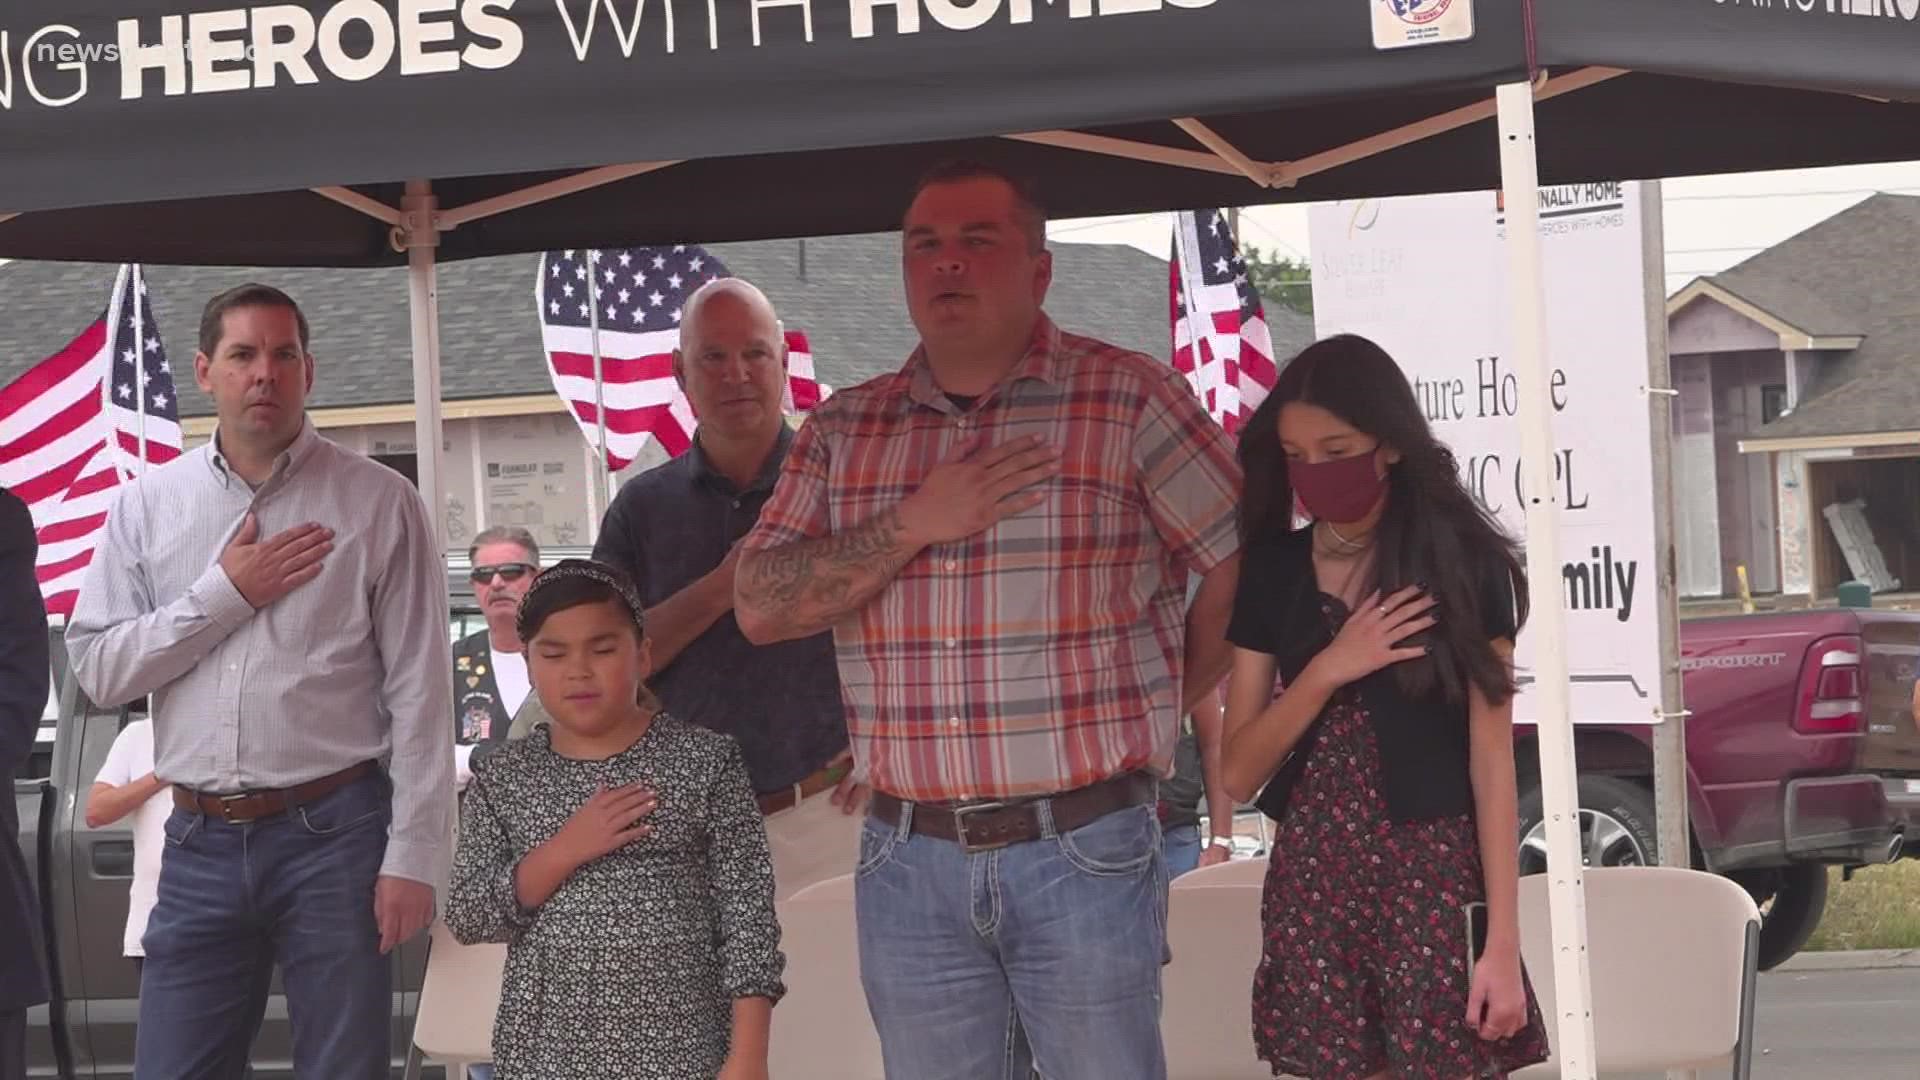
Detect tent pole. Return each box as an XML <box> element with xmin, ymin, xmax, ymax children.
<box><xmin>401</xmin><ymin>179</ymin><xmax>450</xmax><ymax>557</ymax></box>
<box><xmin>1639</xmin><ymin>178</ymin><xmax>1693</xmax><ymax>877</ymax></box>
<box><xmin>1495</xmin><ymin>81</ymin><xmax>1599</xmax><ymax>1080</ymax></box>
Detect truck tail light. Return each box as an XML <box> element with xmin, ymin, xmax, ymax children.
<box><xmin>1795</xmin><ymin>635</ymin><xmax>1865</xmax><ymax>735</ymax></box>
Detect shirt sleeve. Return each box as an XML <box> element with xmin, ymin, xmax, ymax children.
<box><xmin>65</xmin><ymin>484</ymin><xmax>255</xmax><ymax>709</ymax></box>
<box><xmin>0</xmin><ymin>489</ymin><xmax>49</xmax><ymax>782</ymax></box>
<box><xmin>740</xmin><ymin>417</ymin><xmax>833</xmax><ymax>552</ymax></box>
<box><xmin>1132</xmin><ymin>364</ymin><xmax>1244</xmax><ymax>576</ymax></box>
<box><xmin>1479</xmin><ymin>555</ymin><xmax>1520</xmax><ymax>642</ymax></box>
<box><xmin>1226</xmin><ymin>539</ymin><xmax>1278</xmax><ymax>655</ymax></box>
<box><xmin>94</xmin><ymin>724</ymin><xmax>138</xmax><ymax>788</ymax></box>
<box><xmin>369</xmin><ymin>484</ymin><xmax>456</xmax><ymax>897</ymax></box>
<box><xmin>703</xmin><ymin>738</ymin><xmax>786</xmax><ymax>1003</ymax></box>
<box><xmin>444</xmin><ymin>768</ymin><xmax>535</xmax><ymax>945</ymax></box>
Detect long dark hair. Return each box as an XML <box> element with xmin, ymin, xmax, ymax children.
<box><xmin>1239</xmin><ymin>334</ymin><xmax>1528</xmax><ymax>706</ymax></box>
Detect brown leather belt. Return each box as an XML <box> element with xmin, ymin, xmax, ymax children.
<box><xmin>173</xmin><ymin>761</ymin><xmax>379</xmax><ymax>825</ymax></box>
<box><xmin>869</xmin><ymin>771</ymin><xmax>1157</xmax><ymax>853</ymax></box>
<box><xmin>757</xmin><ymin>758</ymin><xmax>854</xmax><ymax>817</ymax></box>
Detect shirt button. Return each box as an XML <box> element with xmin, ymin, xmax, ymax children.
<box><xmin>945</xmin><ymin>637</ymin><xmax>958</xmax><ymax>648</ymax></box>
<box><xmin>731</xmin><ymin>499</ymin><xmax>741</xmax><ymax>509</ymax></box>
<box><xmin>944</xmin><ymin>559</ymin><xmax>958</xmax><ymax>571</ymax></box>
<box><xmin>948</xmin><ymin>717</ymin><xmax>961</xmax><ymax>728</ymax></box>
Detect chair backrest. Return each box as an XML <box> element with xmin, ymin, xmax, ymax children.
<box><xmin>1515</xmin><ymin>866</ymin><xmax>1759</xmax><ymax>1077</ymax></box>
<box><xmin>1170</xmin><ymin>857</ymin><xmax>1268</xmax><ymax>890</ymax></box>
<box><xmin>412</xmin><ymin>921</ymin><xmax>508</xmax><ymax>1065</ymax></box>
<box><xmin>771</xmin><ymin>874</ymin><xmax>886</xmax><ymax>1080</ymax></box>
<box><xmin>1161</xmin><ymin>883</ymin><xmax>1270</xmax><ymax>1079</ymax></box>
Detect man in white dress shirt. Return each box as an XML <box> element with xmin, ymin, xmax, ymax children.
<box><xmin>66</xmin><ymin>283</ymin><xmax>453</xmax><ymax>1079</ymax></box>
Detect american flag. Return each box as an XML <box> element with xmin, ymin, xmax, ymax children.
<box><xmin>1170</xmin><ymin>209</ymin><xmax>1278</xmax><ymax>436</ymax></box>
<box><xmin>0</xmin><ymin>264</ymin><xmax>180</xmax><ymax>616</ymax></box>
<box><xmin>535</xmin><ymin>245</ymin><xmax>825</xmax><ymax>469</ymax></box>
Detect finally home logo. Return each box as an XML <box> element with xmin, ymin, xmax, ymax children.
<box><xmin>1715</xmin><ymin>0</ymin><xmax>1920</xmax><ymax>20</ymax></box>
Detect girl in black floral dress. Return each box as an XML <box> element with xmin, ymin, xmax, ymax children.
<box><xmin>1221</xmin><ymin>335</ymin><xmax>1550</xmax><ymax>1080</ymax></box>
<box><xmin>447</xmin><ymin>560</ymin><xmax>783</xmax><ymax>1080</ymax></box>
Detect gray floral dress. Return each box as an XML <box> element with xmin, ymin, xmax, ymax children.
<box><xmin>446</xmin><ymin>714</ymin><xmax>785</xmax><ymax>1080</ymax></box>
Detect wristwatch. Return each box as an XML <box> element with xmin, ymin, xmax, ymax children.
<box><xmin>1208</xmin><ymin>835</ymin><xmax>1234</xmax><ymax>852</ymax></box>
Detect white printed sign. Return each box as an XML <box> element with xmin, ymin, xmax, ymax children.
<box><xmin>1372</xmin><ymin>0</ymin><xmax>1474</xmax><ymax>50</ymax></box>
<box><xmin>1309</xmin><ymin>183</ymin><xmax>1662</xmax><ymax>724</ymax></box>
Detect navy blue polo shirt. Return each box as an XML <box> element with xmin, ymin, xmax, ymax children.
<box><xmin>593</xmin><ymin>426</ymin><xmax>849</xmax><ymax>793</ymax></box>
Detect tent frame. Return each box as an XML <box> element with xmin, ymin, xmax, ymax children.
<box><xmin>132</xmin><ymin>65</ymin><xmax>1648</xmax><ymax>1079</ymax></box>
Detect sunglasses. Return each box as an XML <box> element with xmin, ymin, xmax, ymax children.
<box><xmin>471</xmin><ymin>563</ymin><xmax>536</xmax><ymax>585</ymax></box>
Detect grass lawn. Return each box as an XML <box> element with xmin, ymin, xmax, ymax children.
<box><xmin>1805</xmin><ymin>859</ymin><xmax>1920</xmax><ymax>952</ymax></box>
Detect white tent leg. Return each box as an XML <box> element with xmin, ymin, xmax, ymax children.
<box><xmin>1495</xmin><ymin>81</ymin><xmax>1599</xmax><ymax>1080</ymax></box>
<box><xmin>401</xmin><ymin>179</ymin><xmax>450</xmax><ymax>555</ymax></box>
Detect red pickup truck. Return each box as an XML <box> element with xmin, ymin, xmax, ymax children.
<box><xmin>1513</xmin><ymin>605</ymin><xmax>1920</xmax><ymax>970</ymax></box>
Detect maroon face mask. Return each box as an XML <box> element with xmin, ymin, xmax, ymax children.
<box><xmin>1289</xmin><ymin>452</ymin><xmax>1387</xmax><ymax>525</ymax></box>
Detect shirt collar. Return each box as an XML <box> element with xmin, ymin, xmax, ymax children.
<box><xmin>905</xmin><ymin>313</ymin><xmax>1062</xmax><ymax>412</ymax></box>
<box><xmin>686</xmin><ymin>424</ymin><xmax>794</xmax><ymax>496</ymax></box>
<box><xmin>204</xmin><ymin>415</ymin><xmax>320</xmax><ymax>488</ymax></box>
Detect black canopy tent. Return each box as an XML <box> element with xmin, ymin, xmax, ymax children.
<box><xmin>7</xmin><ymin>4</ymin><xmax>1920</xmax><ymax>1072</ymax></box>
<box><xmin>2</xmin><ymin>2</ymin><xmax>1918</xmax><ymax>263</ymax></box>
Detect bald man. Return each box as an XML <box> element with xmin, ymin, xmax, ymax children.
<box><xmin>591</xmin><ymin>279</ymin><xmax>859</xmax><ymax>899</ymax></box>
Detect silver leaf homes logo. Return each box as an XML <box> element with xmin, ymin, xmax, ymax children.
<box><xmin>1714</xmin><ymin>0</ymin><xmax>1920</xmax><ymax>21</ymax></box>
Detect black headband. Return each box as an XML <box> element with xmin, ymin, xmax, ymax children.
<box><xmin>516</xmin><ymin>560</ymin><xmax>647</xmax><ymax>642</ymax></box>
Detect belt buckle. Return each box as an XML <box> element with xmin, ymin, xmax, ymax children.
<box><xmin>951</xmin><ymin>801</ymin><xmax>1011</xmax><ymax>853</ymax></box>
<box><xmin>216</xmin><ymin>792</ymin><xmax>258</xmax><ymax>824</ymax></box>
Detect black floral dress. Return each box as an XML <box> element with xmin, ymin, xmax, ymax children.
<box><xmin>446</xmin><ymin>715</ymin><xmax>785</xmax><ymax>1080</ymax></box>
<box><xmin>1250</xmin><ymin>598</ymin><xmax>1551</xmax><ymax>1080</ymax></box>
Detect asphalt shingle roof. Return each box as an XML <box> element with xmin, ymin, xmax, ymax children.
<box><xmin>1697</xmin><ymin>193</ymin><xmax>1920</xmax><ymax>442</ymax></box>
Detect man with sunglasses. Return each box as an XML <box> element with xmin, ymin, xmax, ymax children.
<box><xmin>452</xmin><ymin>527</ymin><xmax>542</xmax><ymax>789</ymax></box>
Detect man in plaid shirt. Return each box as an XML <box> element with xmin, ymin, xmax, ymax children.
<box><xmin>738</xmin><ymin>162</ymin><xmax>1241</xmax><ymax>1079</ymax></box>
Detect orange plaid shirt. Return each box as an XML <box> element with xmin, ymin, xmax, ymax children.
<box><xmin>743</xmin><ymin>317</ymin><xmax>1242</xmax><ymax>803</ymax></box>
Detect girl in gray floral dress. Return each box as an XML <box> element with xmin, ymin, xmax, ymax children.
<box><xmin>447</xmin><ymin>560</ymin><xmax>784</xmax><ymax>1080</ymax></box>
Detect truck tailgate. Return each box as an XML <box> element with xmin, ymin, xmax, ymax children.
<box><xmin>1859</xmin><ymin>612</ymin><xmax>1920</xmax><ymax>778</ymax></box>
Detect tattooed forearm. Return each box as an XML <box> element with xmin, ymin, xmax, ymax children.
<box><xmin>736</xmin><ymin>507</ymin><xmax>922</xmax><ymax>642</ymax></box>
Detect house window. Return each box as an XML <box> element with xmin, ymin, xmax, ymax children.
<box><xmin>1761</xmin><ymin>384</ymin><xmax>1788</xmax><ymax>425</ymax></box>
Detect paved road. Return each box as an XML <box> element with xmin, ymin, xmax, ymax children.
<box><xmin>1610</xmin><ymin>967</ymin><xmax>1919</xmax><ymax>1080</ymax></box>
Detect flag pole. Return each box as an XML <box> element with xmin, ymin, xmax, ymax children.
<box><xmin>131</xmin><ymin>265</ymin><xmax>148</xmax><ymax>476</ymax></box>
<box><xmin>587</xmin><ymin>251</ymin><xmax>612</xmax><ymax>508</ymax></box>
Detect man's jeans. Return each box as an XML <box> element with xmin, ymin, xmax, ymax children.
<box><xmin>137</xmin><ymin>771</ymin><xmax>393</xmax><ymax>1079</ymax></box>
<box><xmin>1161</xmin><ymin>824</ymin><xmax>1202</xmax><ymax>880</ymax></box>
<box><xmin>855</xmin><ymin>799</ymin><xmax>1169</xmax><ymax>1080</ymax></box>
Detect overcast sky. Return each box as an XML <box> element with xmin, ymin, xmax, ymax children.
<box><xmin>1047</xmin><ymin>160</ymin><xmax>1920</xmax><ymax>297</ymax></box>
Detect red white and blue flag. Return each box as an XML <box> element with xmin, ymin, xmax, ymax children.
<box><xmin>1170</xmin><ymin>209</ymin><xmax>1278</xmax><ymax>436</ymax></box>
<box><xmin>0</xmin><ymin>265</ymin><xmax>180</xmax><ymax>616</ymax></box>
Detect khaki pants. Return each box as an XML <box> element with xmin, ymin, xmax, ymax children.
<box><xmin>764</xmin><ymin>785</ymin><xmax>865</xmax><ymax>901</ymax></box>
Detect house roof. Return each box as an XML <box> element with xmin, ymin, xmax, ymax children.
<box><xmin>1685</xmin><ymin>193</ymin><xmax>1920</xmax><ymax>446</ymax></box>
<box><xmin>0</xmin><ymin>234</ymin><xmax>1318</xmax><ymax>420</ymax></box>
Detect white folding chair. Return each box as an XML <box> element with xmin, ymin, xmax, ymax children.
<box><xmin>1513</xmin><ymin>866</ymin><xmax>1760</xmax><ymax>1079</ymax></box>
<box><xmin>402</xmin><ymin>921</ymin><xmax>507</xmax><ymax>1080</ymax></box>
<box><xmin>1170</xmin><ymin>856</ymin><xmax>1268</xmax><ymax>890</ymax></box>
<box><xmin>1160</xmin><ymin>883</ymin><xmax>1269</xmax><ymax>1079</ymax></box>
<box><xmin>771</xmin><ymin>873</ymin><xmax>886</xmax><ymax>1079</ymax></box>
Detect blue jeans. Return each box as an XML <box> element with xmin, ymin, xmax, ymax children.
<box><xmin>1161</xmin><ymin>824</ymin><xmax>1201</xmax><ymax>880</ymax></box>
<box><xmin>855</xmin><ymin>800</ymin><xmax>1169</xmax><ymax>1080</ymax></box>
<box><xmin>137</xmin><ymin>771</ymin><xmax>393</xmax><ymax>1079</ymax></box>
